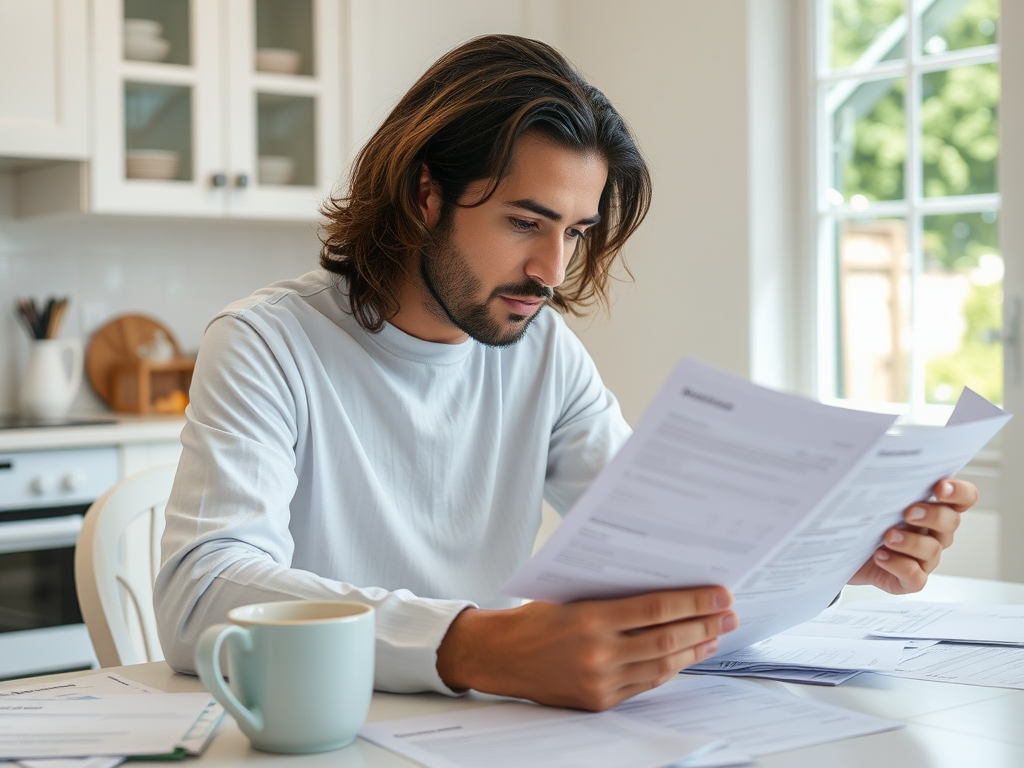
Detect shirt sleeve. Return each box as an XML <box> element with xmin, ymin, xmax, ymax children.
<box><xmin>542</xmin><ymin>319</ymin><xmax>633</xmax><ymax>515</ymax></box>
<box><xmin>153</xmin><ymin>313</ymin><xmax>474</xmax><ymax>695</ymax></box>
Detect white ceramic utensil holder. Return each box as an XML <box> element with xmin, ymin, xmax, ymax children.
<box><xmin>20</xmin><ymin>338</ymin><xmax>83</xmax><ymax>419</ymax></box>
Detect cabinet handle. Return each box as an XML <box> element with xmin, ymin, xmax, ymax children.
<box><xmin>235</xmin><ymin>173</ymin><xmax>249</xmax><ymax>188</ymax></box>
<box><xmin>211</xmin><ymin>173</ymin><xmax>227</xmax><ymax>187</ymax></box>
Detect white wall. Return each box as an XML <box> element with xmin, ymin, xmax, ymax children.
<box><xmin>996</xmin><ymin>0</ymin><xmax>1024</xmax><ymax>581</ymax></box>
<box><xmin>344</xmin><ymin>0</ymin><xmax>545</xmax><ymax>159</ymax></box>
<box><xmin>0</xmin><ymin>204</ymin><xmax>322</xmax><ymax>413</ymax></box>
<box><xmin>556</xmin><ymin>1</ymin><xmax>800</xmax><ymax>424</ymax></box>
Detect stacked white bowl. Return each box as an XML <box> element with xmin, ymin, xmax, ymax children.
<box><xmin>255</xmin><ymin>48</ymin><xmax>302</xmax><ymax>74</ymax></box>
<box><xmin>258</xmin><ymin>155</ymin><xmax>296</xmax><ymax>185</ymax></box>
<box><xmin>126</xmin><ymin>149</ymin><xmax>180</xmax><ymax>180</ymax></box>
<box><xmin>124</xmin><ymin>18</ymin><xmax>171</xmax><ymax>62</ymax></box>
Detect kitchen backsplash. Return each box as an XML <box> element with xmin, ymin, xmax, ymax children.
<box><xmin>0</xmin><ymin>178</ymin><xmax>324</xmax><ymax>415</ymax></box>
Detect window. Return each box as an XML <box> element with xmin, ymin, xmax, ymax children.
<box><xmin>814</xmin><ymin>0</ymin><xmax>1000</xmax><ymax>421</ymax></box>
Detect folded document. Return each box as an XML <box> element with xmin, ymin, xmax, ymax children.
<box><xmin>502</xmin><ymin>358</ymin><xmax>1010</xmax><ymax>658</ymax></box>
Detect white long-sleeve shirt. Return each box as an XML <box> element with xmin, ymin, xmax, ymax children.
<box><xmin>154</xmin><ymin>269</ymin><xmax>631</xmax><ymax>693</ymax></box>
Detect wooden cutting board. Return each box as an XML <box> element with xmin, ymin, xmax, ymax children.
<box><xmin>86</xmin><ymin>314</ymin><xmax>182</xmax><ymax>405</ymax></box>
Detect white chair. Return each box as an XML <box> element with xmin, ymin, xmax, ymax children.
<box><xmin>74</xmin><ymin>463</ymin><xmax>177</xmax><ymax>667</ymax></box>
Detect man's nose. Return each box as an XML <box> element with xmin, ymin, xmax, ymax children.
<box><xmin>525</xmin><ymin>234</ymin><xmax>570</xmax><ymax>289</ymax></box>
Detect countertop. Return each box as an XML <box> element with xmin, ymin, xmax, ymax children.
<box><xmin>0</xmin><ymin>413</ymin><xmax>185</xmax><ymax>452</ymax></box>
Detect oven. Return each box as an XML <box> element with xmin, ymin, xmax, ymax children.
<box><xmin>0</xmin><ymin>444</ymin><xmax>119</xmax><ymax>680</ymax></box>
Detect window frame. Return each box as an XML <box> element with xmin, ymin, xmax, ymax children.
<box><xmin>811</xmin><ymin>0</ymin><xmax>1001</xmax><ymax>423</ymax></box>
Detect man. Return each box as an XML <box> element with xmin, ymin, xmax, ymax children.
<box><xmin>154</xmin><ymin>34</ymin><xmax>978</xmax><ymax>712</ymax></box>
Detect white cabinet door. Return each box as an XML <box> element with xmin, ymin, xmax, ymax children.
<box><xmin>91</xmin><ymin>0</ymin><xmax>226</xmax><ymax>216</ymax></box>
<box><xmin>87</xmin><ymin>0</ymin><xmax>342</xmax><ymax>219</ymax></box>
<box><xmin>0</xmin><ymin>0</ymin><xmax>88</xmax><ymax>159</ymax></box>
<box><xmin>119</xmin><ymin>440</ymin><xmax>183</xmax><ymax>479</ymax></box>
<box><xmin>223</xmin><ymin>0</ymin><xmax>343</xmax><ymax>219</ymax></box>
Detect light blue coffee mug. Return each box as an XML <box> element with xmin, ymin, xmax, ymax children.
<box><xmin>194</xmin><ymin>600</ymin><xmax>374</xmax><ymax>754</ymax></box>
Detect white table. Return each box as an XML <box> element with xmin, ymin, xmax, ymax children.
<box><xmin>5</xmin><ymin>574</ymin><xmax>1024</xmax><ymax>767</ymax></box>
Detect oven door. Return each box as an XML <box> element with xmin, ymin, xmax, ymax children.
<box><xmin>0</xmin><ymin>504</ymin><xmax>98</xmax><ymax>680</ymax></box>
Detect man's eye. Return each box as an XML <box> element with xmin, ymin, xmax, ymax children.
<box><xmin>510</xmin><ymin>218</ymin><xmax>536</xmax><ymax>231</ymax></box>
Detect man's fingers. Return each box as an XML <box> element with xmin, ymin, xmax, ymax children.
<box><xmin>594</xmin><ymin>637</ymin><xmax>722</xmax><ymax>710</ymax></box>
<box><xmin>873</xmin><ymin>549</ymin><xmax>929</xmax><ymax>592</ymax></box>
<box><xmin>902</xmin><ymin>503</ymin><xmax>961</xmax><ymax>548</ymax></box>
<box><xmin>601</xmin><ymin>587</ymin><xmax>733</xmax><ymax>631</ymax></box>
<box><xmin>884</xmin><ymin>527</ymin><xmax>944</xmax><ymax>566</ymax></box>
<box><xmin>617</xmin><ymin>610</ymin><xmax>737</xmax><ymax>665</ymax></box>
<box><xmin>933</xmin><ymin>477</ymin><xmax>979</xmax><ymax>512</ymax></box>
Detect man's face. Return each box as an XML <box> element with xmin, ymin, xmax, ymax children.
<box><xmin>416</xmin><ymin>132</ymin><xmax>608</xmax><ymax>347</ymax></box>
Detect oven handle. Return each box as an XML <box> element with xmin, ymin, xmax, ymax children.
<box><xmin>0</xmin><ymin>515</ymin><xmax>83</xmax><ymax>555</ymax></box>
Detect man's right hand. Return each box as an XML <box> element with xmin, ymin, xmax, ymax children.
<box><xmin>435</xmin><ymin>587</ymin><xmax>737</xmax><ymax>711</ymax></box>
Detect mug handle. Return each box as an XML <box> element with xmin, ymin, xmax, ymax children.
<box><xmin>195</xmin><ymin>623</ymin><xmax>264</xmax><ymax>734</ymax></box>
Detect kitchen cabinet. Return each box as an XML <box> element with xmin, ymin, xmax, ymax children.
<box><xmin>0</xmin><ymin>0</ymin><xmax>88</xmax><ymax>160</ymax></box>
<box><xmin>119</xmin><ymin>438</ymin><xmax>183</xmax><ymax>478</ymax></box>
<box><xmin>20</xmin><ymin>0</ymin><xmax>344</xmax><ymax>219</ymax></box>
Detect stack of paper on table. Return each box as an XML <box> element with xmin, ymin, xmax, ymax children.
<box><xmin>502</xmin><ymin>358</ymin><xmax>1010</xmax><ymax>662</ymax></box>
<box><xmin>793</xmin><ymin>601</ymin><xmax>1024</xmax><ymax>689</ymax></box>
<box><xmin>688</xmin><ymin>600</ymin><xmax>1024</xmax><ymax>689</ymax></box>
<box><xmin>0</xmin><ymin>673</ymin><xmax>223</xmax><ymax>767</ymax></box>
<box><xmin>361</xmin><ymin>675</ymin><xmax>904</xmax><ymax>768</ymax></box>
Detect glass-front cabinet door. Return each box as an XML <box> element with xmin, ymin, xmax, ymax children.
<box><xmin>224</xmin><ymin>0</ymin><xmax>341</xmax><ymax>218</ymax></box>
<box><xmin>92</xmin><ymin>0</ymin><xmax>223</xmax><ymax>216</ymax></box>
<box><xmin>90</xmin><ymin>0</ymin><xmax>342</xmax><ymax>219</ymax></box>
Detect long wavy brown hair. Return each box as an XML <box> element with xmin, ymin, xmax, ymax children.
<box><xmin>319</xmin><ymin>34</ymin><xmax>652</xmax><ymax>332</ymax></box>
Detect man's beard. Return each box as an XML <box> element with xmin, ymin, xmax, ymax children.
<box><xmin>419</xmin><ymin>217</ymin><xmax>553</xmax><ymax>348</ymax></box>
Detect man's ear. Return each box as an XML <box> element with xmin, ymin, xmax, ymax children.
<box><xmin>418</xmin><ymin>164</ymin><xmax>443</xmax><ymax>227</ymax></box>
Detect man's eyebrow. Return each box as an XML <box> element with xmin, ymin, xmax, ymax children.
<box><xmin>507</xmin><ymin>199</ymin><xmax>601</xmax><ymax>226</ymax></box>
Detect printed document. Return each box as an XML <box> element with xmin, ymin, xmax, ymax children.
<box><xmin>360</xmin><ymin>702</ymin><xmax>724</xmax><ymax>768</ymax></box>
<box><xmin>879</xmin><ymin>643</ymin><xmax>1024</xmax><ymax>689</ymax></box>
<box><xmin>0</xmin><ymin>673</ymin><xmax>161</xmax><ymax>700</ymax></box>
<box><xmin>688</xmin><ymin>634</ymin><xmax>906</xmax><ymax>673</ymax></box>
<box><xmin>0</xmin><ymin>692</ymin><xmax>218</xmax><ymax>760</ymax></box>
<box><xmin>853</xmin><ymin>600</ymin><xmax>1024</xmax><ymax>645</ymax></box>
<box><xmin>613</xmin><ymin>675</ymin><xmax>903</xmax><ymax>758</ymax></box>
<box><xmin>502</xmin><ymin>358</ymin><xmax>1010</xmax><ymax>656</ymax></box>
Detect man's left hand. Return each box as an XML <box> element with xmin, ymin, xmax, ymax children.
<box><xmin>848</xmin><ymin>478</ymin><xmax>980</xmax><ymax>594</ymax></box>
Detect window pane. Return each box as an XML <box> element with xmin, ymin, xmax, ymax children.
<box><xmin>836</xmin><ymin>218</ymin><xmax>910</xmax><ymax>401</ymax></box>
<box><xmin>922</xmin><ymin>211</ymin><xmax>1001</xmax><ymax>405</ymax></box>
<box><xmin>830</xmin><ymin>0</ymin><xmax>905</xmax><ymax>70</ymax></box>
<box><xmin>922</xmin><ymin>64</ymin><xmax>999</xmax><ymax>198</ymax></box>
<box><xmin>921</xmin><ymin>0</ymin><xmax>998</xmax><ymax>56</ymax></box>
<box><xmin>829</xmin><ymin>77</ymin><xmax>905</xmax><ymax>204</ymax></box>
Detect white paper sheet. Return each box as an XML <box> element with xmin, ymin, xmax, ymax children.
<box><xmin>685</xmin><ymin>666</ymin><xmax>862</xmax><ymax>686</ymax></box>
<box><xmin>0</xmin><ymin>673</ymin><xmax>222</xmax><ymax>759</ymax></box>
<box><xmin>502</xmin><ymin>358</ymin><xmax>1010</xmax><ymax>657</ymax></box>
<box><xmin>878</xmin><ymin>643</ymin><xmax>1024</xmax><ymax>689</ymax></box>
<box><xmin>845</xmin><ymin>601</ymin><xmax>1024</xmax><ymax>645</ymax></box>
<box><xmin>614</xmin><ymin>675</ymin><xmax>903</xmax><ymax>756</ymax></box>
<box><xmin>0</xmin><ymin>673</ymin><xmax>161</xmax><ymax>700</ymax></box>
<box><xmin>360</xmin><ymin>702</ymin><xmax>724</xmax><ymax>768</ymax></box>
<box><xmin>689</xmin><ymin>634</ymin><xmax>906</xmax><ymax>672</ymax></box>
<box><xmin>0</xmin><ymin>693</ymin><xmax>217</xmax><ymax>760</ymax></box>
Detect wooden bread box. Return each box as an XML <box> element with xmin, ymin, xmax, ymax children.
<box><xmin>110</xmin><ymin>356</ymin><xmax>195</xmax><ymax>414</ymax></box>
<box><xmin>86</xmin><ymin>314</ymin><xmax>195</xmax><ymax>414</ymax></box>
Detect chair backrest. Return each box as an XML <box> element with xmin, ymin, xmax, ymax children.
<box><xmin>74</xmin><ymin>463</ymin><xmax>177</xmax><ymax>667</ymax></box>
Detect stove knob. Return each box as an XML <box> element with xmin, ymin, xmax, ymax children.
<box><xmin>29</xmin><ymin>474</ymin><xmax>54</xmax><ymax>495</ymax></box>
<box><xmin>62</xmin><ymin>471</ymin><xmax>87</xmax><ymax>492</ymax></box>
